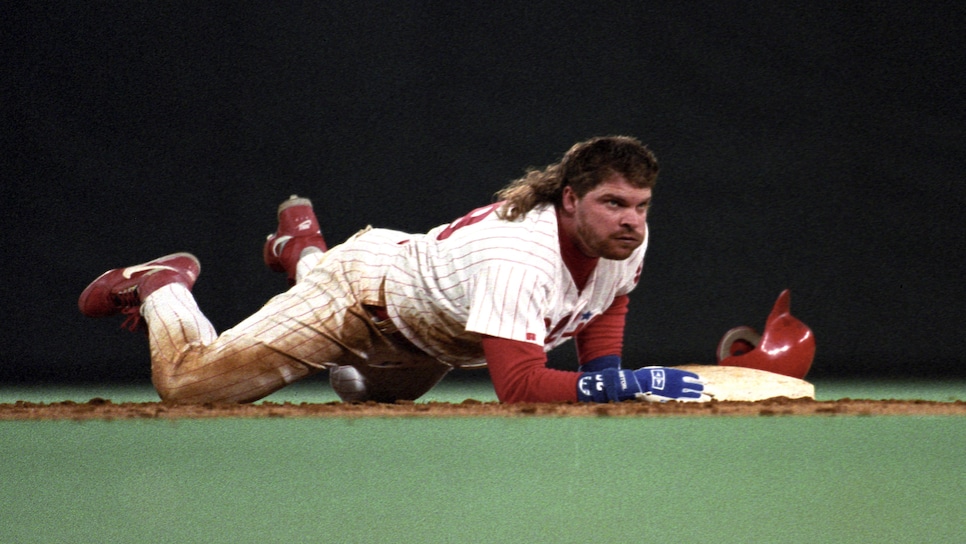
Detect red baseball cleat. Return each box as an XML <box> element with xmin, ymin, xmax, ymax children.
<box><xmin>263</xmin><ymin>195</ymin><xmax>328</xmax><ymax>283</ymax></box>
<box><xmin>78</xmin><ymin>252</ymin><xmax>201</xmax><ymax>331</ymax></box>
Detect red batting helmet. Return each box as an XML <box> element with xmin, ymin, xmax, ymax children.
<box><xmin>716</xmin><ymin>290</ymin><xmax>816</xmax><ymax>379</ymax></box>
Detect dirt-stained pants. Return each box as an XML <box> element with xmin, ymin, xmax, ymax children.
<box><xmin>140</xmin><ymin>235</ymin><xmax>449</xmax><ymax>403</ymax></box>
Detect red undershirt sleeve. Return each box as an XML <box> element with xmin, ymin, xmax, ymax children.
<box><xmin>575</xmin><ymin>295</ymin><xmax>629</xmax><ymax>364</ymax></box>
<box><xmin>482</xmin><ymin>335</ymin><xmax>580</xmax><ymax>403</ymax></box>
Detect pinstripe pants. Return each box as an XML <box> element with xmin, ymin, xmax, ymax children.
<box><xmin>140</xmin><ymin>230</ymin><xmax>448</xmax><ymax>403</ymax></box>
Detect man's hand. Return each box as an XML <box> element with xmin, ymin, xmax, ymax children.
<box><xmin>632</xmin><ymin>366</ymin><xmax>708</xmax><ymax>402</ymax></box>
<box><xmin>577</xmin><ymin>367</ymin><xmax>709</xmax><ymax>403</ymax></box>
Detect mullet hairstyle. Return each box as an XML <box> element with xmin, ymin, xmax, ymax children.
<box><xmin>495</xmin><ymin>135</ymin><xmax>659</xmax><ymax>221</ymax></box>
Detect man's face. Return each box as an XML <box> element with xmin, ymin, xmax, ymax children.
<box><xmin>562</xmin><ymin>174</ymin><xmax>651</xmax><ymax>260</ymax></box>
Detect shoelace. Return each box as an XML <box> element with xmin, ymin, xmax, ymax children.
<box><xmin>120</xmin><ymin>307</ymin><xmax>144</xmax><ymax>332</ymax></box>
<box><xmin>113</xmin><ymin>286</ymin><xmax>145</xmax><ymax>332</ymax></box>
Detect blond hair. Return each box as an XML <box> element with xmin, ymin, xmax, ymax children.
<box><xmin>496</xmin><ymin>136</ymin><xmax>659</xmax><ymax>221</ymax></box>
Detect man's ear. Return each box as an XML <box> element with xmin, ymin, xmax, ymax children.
<box><xmin>560</xmin><ymin>186</ymin><xmax>579</xmax><ymax>214</ymax></box>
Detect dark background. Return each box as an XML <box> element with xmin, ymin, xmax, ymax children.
<box><xmin>4</xmin><ymin>2</ymin><xmax>965</xmax><ymax>384</ymax></box>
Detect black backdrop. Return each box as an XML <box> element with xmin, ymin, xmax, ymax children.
<box><xmin>5</xmin><ymin>2</ymin><xmax>965</xmax><ymax>383</ymax></box>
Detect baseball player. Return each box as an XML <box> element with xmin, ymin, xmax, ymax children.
<box><xmin>78</xmin><ymin>136</ymin><xmax>708</xmax><ymax>404</ymax></box>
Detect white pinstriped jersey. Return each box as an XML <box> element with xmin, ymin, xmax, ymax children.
<box><xmin>380</xmin><ymin>203</ymin><xmax>647</xmax><ymax>368</ymax></box>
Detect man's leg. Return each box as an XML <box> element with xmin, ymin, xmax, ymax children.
<box><xmin>140</xmin><ymin>270</ymin><xmax>366</xmax><ymax>403</ymax></box>
<box><xmin>79</xmin><ymin>250</ymin><xmax>371</xmax><ymax>403</ymax></box>
<box><xmin>264</xmin><ymin>194</ymin><xmax>328</xmax><ymax>286</ymax></box>
<box><xmin>129</xmin><ymin>193</ymin><xmax>332</xmax><ymax>402</ymax></box>
<box><xmin>261</xmin><ymin>195</ymin><xmax>452</xmax><ymax>403</ymax></box>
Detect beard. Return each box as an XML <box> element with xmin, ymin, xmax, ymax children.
<box><xmin>575</xmin><ymin>222</ymin><xmax>643</xmax><ymax>260</ymax></box>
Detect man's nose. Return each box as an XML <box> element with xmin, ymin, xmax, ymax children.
<box><xmin>621</xmin><ymin>209</ymin><xmax>646</xmax><ymax>229</ymax></box>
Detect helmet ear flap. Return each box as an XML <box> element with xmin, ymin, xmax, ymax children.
<box><xmin>716</xmin><ymin>326</ymin><xmax>762</xmax><ymax>362</ymax></box>
<box><xmin>716</xmin><ymin>290</ymin><xmax>816</xmax><ymax>379</ymax></box>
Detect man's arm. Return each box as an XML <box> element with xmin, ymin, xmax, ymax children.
<box><xmin>575</xmin><ymin>295</ymin><xmax>628</xmax><ymax>370</ymax></box>
<box><xmin>483</xmin><ymin>334</ymin><xmax>707</xmax><ymax>403</ymax></box>
<box><xmin>482</xmin><ymin>335</ymin><xmax>579</xmax><ymax>403</ymax></box>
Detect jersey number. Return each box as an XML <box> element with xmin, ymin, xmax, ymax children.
<box><xmin>436</xmin><ymin>202</ymin><xmax>502</xmax><ymax>240</ymax></box>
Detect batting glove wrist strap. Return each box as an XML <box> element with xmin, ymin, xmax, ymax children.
<box><xmin>578</xmin><ymin>355</ymin><xmax>621</xmax><ymax>373</ymax></box>
<box><xmin>576</xmin><ymin>369</ymin><xmax>641</xmax><ymax>403</ymax></box>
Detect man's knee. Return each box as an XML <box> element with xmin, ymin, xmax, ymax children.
<box><xmin>152</xmin><ymin>377</ymin><xmax>256</xmax><ymax>404</ymax></box>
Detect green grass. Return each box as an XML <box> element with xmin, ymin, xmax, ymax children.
<box><xmin>2</xmin><ymin>379</ymin><xmax>965</xmax><ymax>542</ymax></box>
<box><xmin>3</xmin><ymin>416</ymin><xmax>964</xmax><ymax>543</ymax></box>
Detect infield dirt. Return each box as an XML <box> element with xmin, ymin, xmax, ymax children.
<box><xmin>2</xmin><ymin>397</ymin><xmax>965</xmax><ymax>420</ymax></box>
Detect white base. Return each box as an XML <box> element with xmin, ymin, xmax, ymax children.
<box><xmin>675</xmin><ymin>365</ymin><xmax>815</xmax><ymax>401</ymax></box>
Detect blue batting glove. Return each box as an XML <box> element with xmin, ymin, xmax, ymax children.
<box><xmin>576</xmin><ymin>368</ymin><xmax>640</xmax><ymax>403</ymax></box>
<box><xmin>577</xmin><ymin>367</ymin><xmax>709</xmax><ymax>403</ymax></box>
<box><xmin>633</xmin><ymin>366</ymin><xmax>707</xmax><ymax>402</ymax></box>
